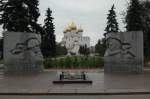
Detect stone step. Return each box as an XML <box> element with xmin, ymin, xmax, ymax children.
<box><xmin>0</xmin><ymin>72</ymin><xmax>4</xmax><ymax>74</ymax></box>
<box><xmin>0</xmin><ymin>75</ymin><xmax>4</xmax><ymax>77</ymax></box>
<box><xmin>0</xmin><ymin>64</ymin><xmax>4</xmax><ymax>69</ymax></box>
<box><xmin>0</xmin><ymin>64</ymin><xmax>4</xmax><ymax>79</ymax></box>
<box><xmin>0</xmin><ymin>77</ymin><xmax>4</xmax><ymax>79</ymax></box>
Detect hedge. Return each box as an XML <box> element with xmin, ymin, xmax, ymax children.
<box><xmin>43</xmin><ymin>56</ymin><xmax>104</xmax><ymax>69</ymax></box>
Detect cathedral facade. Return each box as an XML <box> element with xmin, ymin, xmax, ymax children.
<box><xmin>61</xmin><ymin>22</ymin><xmax>90</xmax><ymax>55</ymax></box>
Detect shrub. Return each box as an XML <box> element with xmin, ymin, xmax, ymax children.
<box><xmin>58</xmin><ymin>58</ymin><xmax>65</xmax><ymax>68</ymax></box>
<box><xmin>88</xmin><ymin>56</ymin><xmax>96</xmax><ymax>68</ymax></box>
<box><xmin>72</xmin><ymin>56</ymin><xmax>79</xmax><ymax>68</ymax></box>
<box><xmin>43</xmin><ymin>58</ymin><xmax>52</xmax><ymax>69</ymax></box>
<box><xmin>64</xmin><ymin>56</ymin><xmax>72</xmax><ymax>68</ymax></box>
<box><xmin>95</xmin><ymin>56</ymin><xmax>104</xmax><ymax>68</ymax></box>
<box><xmin>43</xmin><ymin>56</ymin><xmax>104</xmax><ymax>69</ymax></box>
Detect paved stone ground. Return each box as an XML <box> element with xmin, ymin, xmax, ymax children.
<box><xmin>1</xmin><ymin>95</ymin><xmax>150</xmax><ymax>99</ymax></box>
<box><xmin>0</xmin><ymin>65</ymin><xmax>4</xmax><ymax>80</ymax></box>
<box><xmin>0</xmin><ymin>68</ymin><xmax>150</xmax><ymax>94</ymax></box>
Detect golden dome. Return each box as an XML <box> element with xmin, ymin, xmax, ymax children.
<box><xmin>66</xmin><ymin>28</ymin><xmax>71</xmax><ymax>32</ymax></box>
<box><xmin>63</xmin><ymin>30</ymin><xmax>67</xmax><ymax>33</ymax></box>
<box><xmin>77</xmin><ymin>26</ymin><xmax>83</xmax><ymax>32</ymax></box>
<box><xmin>63</xmin><ymin>27</ymin><xmax>67</xmax><ymax>33</ymax></box>
<box><xmin>68</xmin><ymin>21</ymin><xmax>77</xmax><ymax>30</ymax></box>
<box><xmin>63</xmin><ymin>21</ymin><xmax>83</xmax><ymax>33</ymax></box>
<box><xmin>63</xmin><ymin>27</ymin><xmax>71</xmax><ymax>33</ymax></box>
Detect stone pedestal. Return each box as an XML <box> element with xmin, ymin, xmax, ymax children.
<box><xmin>4</xmin><ymin>32</ymin><xmax>43</xmax><ymax>73</ymax></box>
<box><xmin>104</xmin><ymin>31</ymin><xmax>144</xmax><ymax>73</ymax></box>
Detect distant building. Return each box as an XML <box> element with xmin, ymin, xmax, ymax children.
<box><xmin>61</xmin><ymin>21</ymin><xmax>90</xmax><ymax>55</ymax></box>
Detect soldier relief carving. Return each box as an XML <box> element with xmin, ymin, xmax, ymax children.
<box><xmin>10</xmin><ymin>37</ymin><xmax>43</xmax><ymax>68</ymax></box>
<box><xmin>4</xmin><ymin>32</ymin><xmax>43</xmax><ymax>72</ymax></box>
<box><xmin>10</xmin><ymin>37</ymin><xmax>42</xmax><ymax>57</ymax></box>
<box><xmin>104</xmin><ymin>32</ymin><xmax>136</xmax><ymax>59</ymax></box>
<box><xmin>104</xmin><ymin>31</ymin><xmax>143</xmax><ymax>73</ymax></box>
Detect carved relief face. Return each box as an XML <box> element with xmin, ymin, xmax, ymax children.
<box><xmin>107</xmin><ymin>38</ymin><xmax>121</xmax><ymax>51</ymax></box>
<box><xmin>27</xmin><ymin>38</ymin><xmax>43</xmax><ymax>61</ymax></box>
<box><xmin>10</xmin><ymin>37</ymin><xmax>43</xmax><ymax>62</ymax></box>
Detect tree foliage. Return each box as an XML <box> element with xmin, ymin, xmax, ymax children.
<box><xmin>105</xmin><ymin>4</ymin><xmax>119</xmax><ymax>33</ymax></box>
<box><xmin>95</xmin><ymin>38</ymin><xmax>106</xmax><ymax>56</ymax></box>
<box><xmin>41</xmin><ymin>8</ymin><xmax>56</xmax><ymax>58</ymax></box>
<box><xmin>140</xmin><ymin>1</ymin><xmax>150</xmax><ymax>60</ymax></box>
<box><xmin>0</xmin><ymin>0</ymin><xmax>44</xmax><ymax>34</ymax></box>
<box><xmin>55</xmin><ymin>43</ymin><xmax>67</xmax><ymax>56</ymax></box>
<box><xmin>125</xmin><ymin>0</ymin><xmax>144</xmax><ymax>31</ymax></box>
<box><xmin>0</xmin><ymin>37</ymin><xmax>3</xmax><ymax>59</ymax></box>
<box><xmin>79</xmin><ymin>45</ymin><xmax>90</xmax><ymax>56</ymax></box>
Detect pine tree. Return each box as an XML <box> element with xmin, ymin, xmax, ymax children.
<box><xmin>27</xmin><ymin>0</ymin><xmax>40</xmax><ymax>22</ymax></box>
<box><xmin>79</xmin><ymin>46</ymin><xmax>84</xmax><ymax>55</ymax></box>
<box><xmin>140</xmin><ymin>1</ymin><xmax>150</xmax><ymax>63</ymax></box>
<box><xmin>84</xmin><ymin>45</ymin><xmax>90</xmax><ymax>56</ymax></box>
<box><xmin>42</xmin><ymin>8</ymin><xmax>56</xmax><ymax>58</ymax></box>
<box><xmin>0</xmin><ymin>37</ymin><xmax>3</xmax><ymax>59</ymax></box>
<box><xmin>0</xmin><ymin>0</ymin><xmax>44</xmax><ymax>33</ymax></box>
<box><xmin>79</xmin><ymin>45</ymin><xmax>90</xmax><ymax>56</ymax></box>
<box><xmin>26</xmin><ymin>0</ymin><xmax>42</xmax><ymax>33</ymax></box>
<box><xmin>0</xmin><ymin>0</ymin><xmax>8</xmax><ymax>30</ymax></box>
<box><xmin>105</xmin><ymin>4</ymin><xmax>119</xmax><ymax>33</ymax></box>
<box><xmin>125</xmin><ymin>0</ymin><xmax>144</xmax><ymax>31</ymax></box>
<box><xmin>0</xmin><ymin>0</ymin><xmax>28</xmax><ymax>31</ymax></box>
<box><xmin>95</xmin><ymin>38</ymin><xmax>106</xmax><ymax>56</ymax></box>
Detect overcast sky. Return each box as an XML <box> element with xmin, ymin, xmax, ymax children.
<box><xmin>0</xmin><ymin>0</ymin><xmax>129</xmax><ymax>46</ymax></box>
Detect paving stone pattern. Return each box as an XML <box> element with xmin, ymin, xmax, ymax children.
<box><xmin>0</xmin><ymin>70</ymin><xmax>150</xmax><ymax>94</ymax></box>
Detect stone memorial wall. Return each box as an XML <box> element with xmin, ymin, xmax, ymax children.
<box><xmin>104</xmin><ymin>31</ymin><xmax>144</xmax><ymax>73</ymax></box>
<box><xmin>4</xmin><ymin>32</ymin><xmax>43</xmax><ymax>73</ymax></box>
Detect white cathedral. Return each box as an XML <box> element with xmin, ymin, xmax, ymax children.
<box><xmin>61</xmin><ymin>22</ymin><xmax>90</xmax><ymax>55</ymax></box>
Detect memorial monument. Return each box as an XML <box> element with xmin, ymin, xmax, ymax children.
<box><xmin>104</xmin><ymin>31</ymin><xmax>144</xmax><ymax>73</ymax></box>
<box><xmin>4</xmin><ymin>32</ymin><xmax>44</xmax><ymax>73</ymax></box>
<box><xmin>53</xmin><ymin>71</ymin><xmax>92</xmax><ymax>84</ymax></box>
